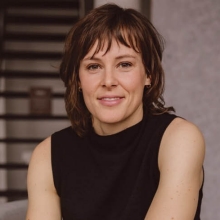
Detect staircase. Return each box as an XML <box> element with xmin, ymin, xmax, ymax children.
<box><xmin>0</xmin><ymin>0</ymin><xmax>87</xmax><ymax>201</ymax></box>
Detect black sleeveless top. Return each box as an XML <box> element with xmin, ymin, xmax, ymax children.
<box><xmin>51</xmin><ymin>113</ymin><xmax>203</xmax><ymax>220</ymax></box>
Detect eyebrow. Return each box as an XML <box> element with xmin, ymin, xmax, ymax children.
<box><xmin>82</xmin><ymin>54</ymin><xmax>136</xmax><ymax>61</ymax></box>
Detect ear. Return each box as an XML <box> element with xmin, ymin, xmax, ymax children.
<box><xmin>77</xmin><ymin>80</ymin><xmax>82</xmax><ymax>92</ymax></box>
<box><xmin>144</xmin><ymin>75</ymin><xmax>151</xmax><ymax>86</ymax></box>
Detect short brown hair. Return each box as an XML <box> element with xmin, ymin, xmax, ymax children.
<box><xmin>60</xmin><ymin>3</ymin><xmax>174</xmax><ymax>137</ymax></box>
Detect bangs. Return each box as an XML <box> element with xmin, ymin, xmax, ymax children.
<box><xmin>88</xmin><ymin>26</ymin><xmax>141</xmax><ymax>59</ymax></box>
<box><xmin>78</xmin><ymin>7</ymin><xmax>148</xmax><ymax>61</ymax></box>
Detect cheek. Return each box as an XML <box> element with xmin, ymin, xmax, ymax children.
<box><xmin>82</xmin><ymin>89</ymin><xmax>92</xmax><ymax>103</ymax></box>
<box><xmin>81</xmin><ymin>93</ymin><xmax>92</xmax><ymax>113</ymax></box>
<box><xmin>81</xmin><ymin>83</ymin><xmax>96</xmax><ymax>100</ymax></box>
<box><xmin>79</xmin><ymin>73</ymin><xmax>99</xmax><ymax>90</ymax></box>
<box><xmin>80</xmin><ymin>75</ymin><xmax>92</xmax><ymax>92</ymax></box>
<box><xmin>124</xmin><ymin>74</ymin><xmax>146</xmax><ymax>91</ymax></box>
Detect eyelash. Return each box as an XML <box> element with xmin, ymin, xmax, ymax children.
<box><xmin>87</xmin><ymin>64</ymin><xmax>100</xmax><ymax>70</ymax></box>
<box><xmin>118</xmin><ymin>62</ymin><xmax>132</xmax><ymax>68</ymax></box>
<box><xmin>86</xmin><ymin>62</ymin><xmax>132</xmax><ymax>71</ymax></box>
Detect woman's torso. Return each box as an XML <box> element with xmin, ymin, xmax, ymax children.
<box><xmin>51</xmin><ymin>113</ymin><xmax>203</xmax><ymax>220</ymax></box>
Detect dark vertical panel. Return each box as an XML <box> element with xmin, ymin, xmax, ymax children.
<box><xmin>0</xmin><ymin>6</ymin><xmax>4</xmax><ymax>57</ymax></box>
<box><xmin>140</xmin><ymin>0</ymin><xmax>151</xmax><ymax>20</ymax></box>
<box><xmin>84</xmin><ymin>0</ymin><xmax>94</xmax><ymax>14</ymax></box>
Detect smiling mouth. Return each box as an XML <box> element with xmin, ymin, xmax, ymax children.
<box><xmin>98</xmin><ymin>97</ymin><xmax>124</xmax><ymax>106</ymax></box>
<box><xmin>100</xmin><ymin>97</ymin><xmax>121</xmax><ymax>101</ymax></box>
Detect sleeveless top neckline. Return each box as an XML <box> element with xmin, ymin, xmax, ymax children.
<box><xmin>51</xmin><ymin>113</ymin><xmax>203</xmax><ymax>220</ymax></box>
<box><xmin>87</xmin><ymin>118</ymin><xmax>143</xmax><ymax>152</ymax></box>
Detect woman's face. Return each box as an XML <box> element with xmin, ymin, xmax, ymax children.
<box><xmin>79</xmin><ymin>39</ymin><xmax>151</xmax><ymax>135</ymax></box>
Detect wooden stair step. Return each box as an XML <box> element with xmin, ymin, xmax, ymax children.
<box><xmin>5</xmin><ymin>32</ymin><xmax>66</xmax><ymax>42</ymax></box>
<box><xmin>0</xmin><ymin>91</ymin><xmax>64</xmax><ymax>98</ymax></box>
<box><xmin>0</xmin><ymin>163</ymin><xmax>28</xmax><ymax>169</ymax></box>
<box><xmin>3</xmin><ymin>1</ymin><xmax>79</xmax><ymax>9</ymax></box>
<box><xmin>1</xmin><ymin>51</ymin><xmax>62</xmax><ymax>60</ymax></box>
<box><xmin>5</xmin><ymin>14</ymin><xmax>78</xmax><ymax>25</ymax></box>
<box><xmin>0</xmin><ymin>114</ymin><xmax>68</xmax><ymax>120</ymax></box>
<box><xmin>0</xmin><ymin>70</ymin><xmax>60</xmax><ymax>78</ymax></box>
<box><xmin>0</xmin><ymin>138</ymin><xmax>43</xmax><ymax>143</ymax></box>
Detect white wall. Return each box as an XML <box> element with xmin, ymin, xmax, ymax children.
<box><xmin>152</xmin><ymin>0</ymin><xmax>220</xmax><ymax>219</ymax></box>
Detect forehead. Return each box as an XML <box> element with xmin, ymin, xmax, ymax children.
<box><xmin>83</xmin><ymin>38</ymin><xmax>140</xmax><ymax>60</ymax></box>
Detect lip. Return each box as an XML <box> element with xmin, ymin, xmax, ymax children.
<box><xmin>97</xmin><ymin>96</ymin><xmax>124</xmax><ymax>107</ymax></box>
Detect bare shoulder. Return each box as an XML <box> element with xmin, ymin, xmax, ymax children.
<box><xmin>164</xmin><ymin>117</ymin><xmax>205</xmax><ymax>141</ymax></box>
<box><xmin>31</xmin><ymin>136</ymin><xmax>51</xmax><ymax>161</ymax></box>
<box><xmin>28</xmin><ymin>136</ymin><xmax>54</xmax><ymax>190</ymax></box>
<box><xmin>160</xmin><ymin>117</ymin><xmax>205</xmax><ymax>155</ymax></box>
<box><xmin>145</xmin><ymin>119</ymin><xmax>205</xmax><ymax>219</ymax></box>
<box><xmin>27</xmin><ymin>137</ymin><xmax>52</xmax><ymax>180</ymax></box>
<box><xmin>26</xmin><ymin>137</ymin><xmax>61</xmax><ymax>220</ymax></box>
<box><xmin>158</xmin><ymin>117</ymin><xmax>205</xmax><ymax>179</ymax></box>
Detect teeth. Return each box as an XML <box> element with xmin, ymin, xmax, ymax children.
<box><xmin>102</xmin><ymin>97</ymin><xmax>120</xmax><ymax>100</ymax></box>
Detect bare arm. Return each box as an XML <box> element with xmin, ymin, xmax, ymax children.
<box><xmin>145</xmin><ymin>118</ymin><xmax>205</xmax><ymax>220</ymax></box>
<box><xmin>26</xmin><ymin>137</ymin><xmax>61</xmax><ymax>220</ymax></box>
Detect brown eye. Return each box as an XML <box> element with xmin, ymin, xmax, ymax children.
<box><xmin>87</xmin><ymin>64</ymin><xmax>100</xmax><ymax>70</ymax></box>
<box><xmin>119</xmin><ymin>62</ymin><xmax>132</xmax><ymax>68</ymax></box>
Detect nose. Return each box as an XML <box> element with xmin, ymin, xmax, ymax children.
<box><xmin>101</xmin><ymin>68</ymin><xmax>118</xmax><ymax>88</ymax></box>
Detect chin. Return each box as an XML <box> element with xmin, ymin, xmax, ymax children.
<box><xmin>101</xmin><ymin>117</ymin><xmax>124</xmax><ymax>124</ymax></box>
<box><xmin>95</xmin><ymin>114</ymin><xmax>126</xmax><ymax>124</ymax></box>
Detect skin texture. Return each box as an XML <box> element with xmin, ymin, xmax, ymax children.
<box><xmin>26</xmin><ymin>137</ymin><xmax>61</xmax><ymax>220</ymax></box>
<box><xmin>79</xmin><ymin>40</ymin><xmax>151</xmax><ymax>135</ymax></box>
<box><xmin>145</xmin><ymin>118</ymin><xmax>205</xmax><ymax>220</ymax></box>
<box><xmin>26</xmin><ymin>42</ymin><xmax>205</xmax><ymax>220</ymax></box>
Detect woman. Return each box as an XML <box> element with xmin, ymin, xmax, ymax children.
<box><xmin>26</xmin><ymin>4</ymin><xmax>205</xmax><ymax>220</ymax></box>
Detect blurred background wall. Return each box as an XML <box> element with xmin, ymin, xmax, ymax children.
<box><xmin>151</xmin><ymin>0</ymin><xmax>220</xmax><ymax>219</ymax></box>
<box><xmin>1</xmin><ymin>0</ymin><xmax>219</xmax><ymax>218</ymax></box>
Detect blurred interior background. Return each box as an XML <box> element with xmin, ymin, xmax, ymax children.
<box><xmin>0</xmin><ymin>0</ymin><xmax>219</xmax><ymax>219</ymax></box>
